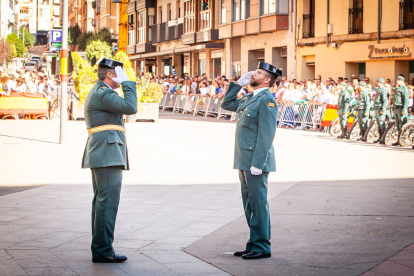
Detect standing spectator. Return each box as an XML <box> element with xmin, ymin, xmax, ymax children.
<box><xmin>172</xmin><ymin>66</ymin><xmax>177</xmax><ymax>77</ymax></box>
<box><xmin>191</xmin><ymin>78</ymin><xmax>198</xmax><ymax>94</ymax></box>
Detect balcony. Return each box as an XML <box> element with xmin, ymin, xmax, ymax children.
<box><xmin>181</xmin><ymin>33</ymin><xmax>196</xmax><ymax>45</ymax></box>
<box><xmin>150</xmin><ymin>23</ymin><xmax>166</xmax><ymax>43</ymax></box>
<box><xmin>166</xmin><ymin>19</ymin><xmax>183</xmax><ymax>41</ymax></box>
<box><xmin>135</xmin><ymin>43</ymin><xmax>156</xmax><ymax>53</ymax></box>
<box><xmin>348</xmin><ymin>7</ymin><xmax>363</xmax><ymax>34</ymax></box>
<box><xmin>136</xmin><ymin>0</ymin><xmax>155</xmax><ymax>10</ymax></box>
<box><xmin>302</xmin><ymin>13</ymin><xmax>315</xmax><ymax>38</ymax></box>
<box><xmin>126</xmin><ymin>45</ymin><xmax>135</xmax><ymax>55</ymax></box>
<box><xmin>126</xmin><ymin>0</ymin><xmax>135</xmax><ymax>14</ymax></box>
<box><xmin>196</xmin><ymin>29</ymin><xmax>218</xmax><ymax>43</ymax></box>
<box><xmin>399</xmin><ymin>0</ymin><xmax>414</xmax><ymax>30</ymax></box>
<box><xmin>199</xmin><ymin>10</ymin><xmax>211</xmax><ymax>31</ymax></box>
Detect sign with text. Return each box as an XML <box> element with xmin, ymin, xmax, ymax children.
<box><xmin>368</xmin><ymin>45</ymin><xmax>412</xmax><ymax>59</ymax></box>
<box><xmin>50</xmin><ymin>30</ymin><xmax>62</xmax><ymax>44</ymax></box>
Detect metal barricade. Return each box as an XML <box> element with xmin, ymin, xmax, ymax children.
<box><xmin>205</xmin><ymin>97</ymin><xmax>221</xmax><ymax>118</ymax></box>
<box><xmin>277</xmin><ymin>102</ymin><xmax>327</xmax><ymax>130</ymax></box>
<box><xmin>182</xmin><ymin>95</ymin><xmax>198</xmax><ymax>114</ymax></box>
<box><xmin>218</xmin><ymin>106</ymin><xmax>237</xmax><ymax>121</ymax></box>
<box><xmin>194</xmin><ymin>96</ymin><xmax>210</xmax><ymax>116</ymax></box>
<box><xmin>173</xmin><ymin>95</ymin><xmax>188</xmax><ymax>113</ymax></box>
<box><xmin>159</xmin><ymin>93</ymin><xmax>168</xmax><ymax>109</ymax></box>
<box><xmin>163</xmin><ymin>93</ymin><xmax>178</xmax><ymax>111</ymax></box>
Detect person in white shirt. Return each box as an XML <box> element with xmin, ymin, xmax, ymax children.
<box><xmin>15</xmin><ymin>78</ymin><xmax>28</xmax><ymax>93</ymax></box>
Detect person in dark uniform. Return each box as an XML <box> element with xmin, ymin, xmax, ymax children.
<box><xmin>82</xmin><ymin>57</ymin><xmax>137</xmax><ymax>263</ymax></box>
<box><xmin>373</xmin><ymin>78</ymin><xmax>389</xmax><ymax>144</ymax></box>
<box><xmin>221</xmin><ymin>62</ymin><xmax>281</xmax><ymax>260</ymax></box>
<box><xmin>356</xmin><ymin>81</ymin><xmax>370</xmax><ymax>142</ymax></box>
<box><xmin>337</xmin><ymin>82</ymin><xmax>351</xmax><ymax>139</ymax></box>
<box><xmin>392</xmin><ymin>76</ymin><xmax>409</xmax><ymax>146</ymax></box>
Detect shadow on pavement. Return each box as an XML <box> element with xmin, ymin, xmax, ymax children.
<box><xmin>0</xmin><ymin>185</ymin><xmax>44</xmax><ymax>196</ymax></box>
<box><xmin>0</xmin><ymin>134</ymin><xmax>58</xmax><ymax>144</ymax></box>
<box><xmin>184</xmin><ymin>178</ymin><xmax>414</xmax><ymax>276</ymax></box>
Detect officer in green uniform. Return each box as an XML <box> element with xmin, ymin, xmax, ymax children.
<box><xmin>391</xmin><ymin>76</ymin><xmax>410</xmax><ymax>146</ymax></box>
<box><xmin>356</xmin><ymin>81</ymin><xmax>370</xmax><ymax>141</ymax></box>
<box><xmin>337</xmin><ymin>82</ymin><xmax>351</xmax><ymax>139</ymax></box>
<box><xmin>373</xmin><ymin>78</ymin><xmax>389</xmax><ymax>144</ymax></box>
<box><xmin>82</xmin><ymin>57</ymin><xmax>137</xmax><ymax>263</ymax></box>
<box><xmin>221</xmin><ymin>62</ymin><xmax>281</xmax><ymax>260</ymax></box>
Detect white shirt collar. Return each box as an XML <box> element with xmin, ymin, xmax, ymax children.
<box><xmin>253</xmin><ymin>87</ymin><xmax>268</xmax><ymax>96</ymax></box>
<box><xmin>103</xmin><ymin>81</ymin><xmax>113</xmax><ymax>89</ymax></box>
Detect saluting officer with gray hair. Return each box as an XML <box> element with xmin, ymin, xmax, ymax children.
<box><xmin>221</xmin><ymin>62</ymin><xmax>281</xmax><ymax>260</ymax></box>
<box><xmin>82</xmin><ymin>57</ymin><xmax>137</xmax><ymax>263</ymax></box>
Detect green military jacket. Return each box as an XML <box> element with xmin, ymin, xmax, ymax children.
<box><xmin>337</xmin><ymin>90</ymin><xmax>351</xmax><ymax>112</ymax></box>
<box><xmin>221</xmin><ymin>82</ymin><xmax>277</xmax><ymax>172</ymax></box>
<box><xmin>82</xmin><ymin>80</ymin><xmax>137</xmax><ymax>170</ymax></box>
<box><xmin>373</xmin><ymin>87</ymin><xmax>389</xmax><ymax>113</ymax></box>
<box><xmin>392</xmin><ymin>85</ymin><xmax>409</xmax><ymax>111</ymax></box>
<box><xmin>355</xmin><ymin>89</ymin><xmax>371</xmax><ymax>114</ymax></box>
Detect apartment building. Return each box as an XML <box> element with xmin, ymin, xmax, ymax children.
<box><xmin>125</xmin><ymin>0</ymin><xmax>294</xmax><ymax>79</ymax></box>
<box><xmin>0</xmin><ymin>0</ymin><xmax>18</xmax><ymax>38</ymax></box>
<box><xmin>296</xmin><ymin>0</ymin><xmax>414</xmax><ymax>83</ymax></box>
<box><xmin>17</xmin><ymin>0</ymin><xmax>37</xmax><ymax>40</ymax></box>
<box><xmin>51</xmin><ymin>0</ymin><xmax>60</xmax><ymax>29</ymax></box>
<box><xmin>92</xmin><ymin>0</ymin><xmax>119</xmax><ymax>34</ymax></box>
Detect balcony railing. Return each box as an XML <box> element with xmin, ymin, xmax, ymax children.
<box><xmin>302</xmin><ymin>13</ymin><xmax>314</xmax><ymax>38</ymax></box>
<box><xmin>348</xmin><ymin>7</ymin><xmax>363</xmax><ymax>34</ymax></box>
<box><xmin>199</xmin><ymin>10</ymin><xmax>211</xmax><ymax>31</ymax></box>
<box><xmin>184</xmin><ymin>14</ymin><xmax>195</xmax><ymax>33</ymax></box>
<box><xmin>399</xmin><ymin>0</ymin><xmax>414</xmax><ymax>30</ymax></box>
<box><xmin>128</xmin><ymin>30</ymin><xmax>135</xmax><ymax>45</ymax></box>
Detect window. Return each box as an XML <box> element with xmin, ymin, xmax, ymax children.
<box><xmin>262</xmin><ymin>0</ymin><xmax>288</xmax><ymax>15</ymax></box>
<box><xmin>137</xmin><ymin>9</ymin><xmax>146</xmax><ymax>43</ymax></box>
<box><xmin>399</xmin><ymin>0</ymin><xmax>414</xmax><ymax>30</ymax></box>
<box><xmin>349</xmin><ymin>0</ymin><xmax>363</xmax><ymax>34</ymax></box>
<box><xmin>20</xmin><ymin>7</ymin><xmax>29</xmax><ymax>13</ymax></box>
<box><xmin>128</xmin><ymin>13</ymin><xmax>136</xmax><ymax>45</ymax></box>
<box><xmin>184</xmin><ymin>0</ymin><xmax>195</xmax><ymax>33</ymax></box>
<box><xmin>233</xmin><ymin>0</ymin><xmax>248</xmax><ymax>21</ymax></box>
<box><xmin>159</xmin><ymin>6</ymin><xmax>163</xmax><ymax>23</ymax></box>
<box><xmin>262</xmin><ymin>0</ymin><xmax>275</xmax><ymax>14</ymax></box>
<box><xmin>177</xmin><ymin>1</ymin><xmax>181</xmax><ymax>18</ymax></box>
<box><xmin>199</xmin><ymin>0</ymin><xmax>212</xmax><ymax>30</ymax></box>
<box><xmin>167</xmin><ymin>3</ymin><xmax>171</xmax><ymax>21</ymax></box>
<box><xmin>221</xmin><ymin>0</ymin><xmax>226</xmax><ymax>23</ymax></box>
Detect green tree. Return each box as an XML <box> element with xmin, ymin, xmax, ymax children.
<box><xmin>6</xmin><ymin>33</ymin><xmax>26</xmax><ymax>57</ymax></box>
<box><xmin>18</xmin><ymin>27</ymin><xmax>35</xmax><ymax>50</ymax></box>
<box><xmin>87</xmin><ymin>28</ymin><xmax>112</xmax><ymax>46</ymax></box>
<box><xmin>85</xmin><ymin>40</ymin><xmax>112</xmax><ymax>64</ymax></box>
<box><xmin>77</xmin><ymin>31</ymin><xmax>94</xmax><ymax>51</ymax></box>
<box><xmin>68</xmin><ymin>25</ymin><xmax>82</xmax><ymax>46</ymax></box>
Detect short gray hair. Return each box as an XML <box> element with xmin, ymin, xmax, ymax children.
<box><xmin>97</xmin><ymin>66</ymin><xmax>115</xmax><ymax>81</ymax></box>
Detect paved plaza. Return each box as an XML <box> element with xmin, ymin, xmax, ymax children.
<box><xmin>0</xmin><ymin>114</ymin><xmax>414</xmax><ymax>276</ymax></box>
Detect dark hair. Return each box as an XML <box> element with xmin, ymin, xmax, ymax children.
<box><xmin>97</xmin><ymin>66</ymin><xmax>115</xmax><ymax>81</ymax></box>
<box><xmin>268</xmin><ymin>74</ymin><xmax>277</xmax><ymax>87</ymax></box>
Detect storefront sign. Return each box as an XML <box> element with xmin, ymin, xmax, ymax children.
<box><xmin>368</xmin><ymin>45</ymin><xmax>411</xmax><ymax>59</ymax></box>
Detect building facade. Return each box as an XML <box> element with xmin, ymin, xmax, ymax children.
<box><xmin>125</xmin><ymin>0</ymin><xmax>295</xmax><ymax>79</ymax></box>
<box><xmin>0</xmin><ymin>0</ymin><xmax>18</xmax><ymax>39</ymax></box>
<box><xmin>296</xmin><ymin>0</ymin><xmax>414</xmax><ymax>83</ymax></box>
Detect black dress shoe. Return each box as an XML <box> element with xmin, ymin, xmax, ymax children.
<box><xmin>92</xmin><ymin>253</ymin><xmax>127</xmax><ymax>263</ymax></box>
<box><xmin>234</xmin><ymin>250</ymin><xmax>251</xmax><ymax>257</ymax></box>
<box><xmin>242</xmin><ymin>252</ymin><xmax>271</xmax><ymax>260</ymax></box>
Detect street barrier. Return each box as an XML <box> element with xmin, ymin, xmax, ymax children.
<box><xmin>159</xmin><ymin>93</ymin><xmax>330</xmax><ymax>129</ymax></box>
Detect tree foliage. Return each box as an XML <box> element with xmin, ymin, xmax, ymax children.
<box><xmin>71</xmin><ymin>52</ymin><xmax>97</xmax><ymax>104</ymax></box>
<box><xmin>0</xmin><ymin>38</ymin><xmax>15</xmax><ymax>67</ymax></box>
<box><xmin>68</xmin><ymin>25</ymin><xmax>82</xmax><ymax>46</ymax></box>
<box><xmin>18</xmin><ymin>27</ymin><xmax>35</xmax><ymax>50</ymax></box>
<box><xmin>77</xmin><ymin>31</ymin><xmax>94</xmax><ymax>51</ymax></box>
<box><xmin>87</xmin><ymin>28</ymin><xmax>112</xmax><ymax>46</ymax></box>
<box><xmin>6</xmin><ymin>33</ymin><xmax>26</xmax><ymax>57</ymax></box>
<box><xmin>85</xmin><ymin>40</ymin><xmax>112</xmax><ymax>64</ymax></box>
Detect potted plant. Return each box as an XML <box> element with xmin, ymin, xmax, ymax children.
<box><xmin>134</xmin><ymin>73</ymin><xmax>162</xmax><ymax>123</ymax></box>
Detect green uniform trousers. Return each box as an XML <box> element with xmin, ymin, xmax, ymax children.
<box><xmin>394</xmin><ymin>107</ymin><xmax>408</xmax><ymax>131</ymax></box>
<box><xmin>337</xmin><ymin>110</ymin><xmax>347</xmax><ymax>128</ymax></box>
<box><xmin>374</xmin><ymin>109</ymin><xmax>387</xmax><ymax>131</ymax></box>
<box><xmin>238</xmin><ymin>170</ymin><xmax>271</xmax><ymax>254</ymax></box>
<box><xmin>357</xmin><ymin>110</ymin><xmax>369</xmax><ymax>130</ymax></box>
<box><xmin>91</xmin><ymin>166</ymin><xmax>123</xmax><ymax>259</ymax></box>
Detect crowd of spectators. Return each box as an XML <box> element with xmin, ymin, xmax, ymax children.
<box><xmin>0</xmin><ymin>69</ymin><xmax>53</xmax><ymax>101</ymax></box>
<box><xmin>152</xmin><ymin>71</ymin><xmax>414</xmax><ymax>108</ymax></box>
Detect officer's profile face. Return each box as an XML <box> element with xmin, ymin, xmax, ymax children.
<box><xmin>251</xmin><ymin>69</ymin><xmax>271</xmax><ymax>88</ymax></box>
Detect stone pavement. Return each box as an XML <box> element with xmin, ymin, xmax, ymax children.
<box><xmin>0</xmin><ymin>118</ymin><xmax>414</xmax><ymax>276</ymax></box>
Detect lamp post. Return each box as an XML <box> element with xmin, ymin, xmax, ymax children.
<box><xmin>60</xmin><ymin>0</ymin><xmax>69</xmax><ymax>144</ymax></box>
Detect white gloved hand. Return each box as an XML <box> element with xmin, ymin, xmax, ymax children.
<box><xmin>238</xmin><ymin>71</ymin><xmax>254</xmax><ymax>86</ymax></box>
<box><xmin>250</xmin><ymin>166</ymin><xmax>263</xmax><ymax>176</ymax></box>
<box><xmin>112</xmin><ymin>66</ymin><xmax>130</xmax><ymax>84</ymax></box>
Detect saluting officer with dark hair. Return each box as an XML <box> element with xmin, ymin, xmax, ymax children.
<box><xmin>221</xmin><ymin>62</ymin><xmax>281</xmax><ymax>260</ymax></box>
<box><xmin>82</xmin><ymin>57</ymin><xmax>137</xmax><ymax>263</ymax></box>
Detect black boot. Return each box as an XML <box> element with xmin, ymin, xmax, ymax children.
<box><xmin>341</xmin><ymin>126</ymin><xmax>348</xmax><ymax>139</ymax></box>
<box><xmin>357</xmin><ymin>129</ymin><xmax>365</xmax><ymax>141</ymax></box>
<box><xmin>374</xmin><ymin>129</ymin><xmax>382</xmax><ymax>143</ymax></box>
<box><xmin>338</xmin><ymin>126</ymin><xmax>345</xmax><ymax>139</ymax></box>
<box><xmin>392</xmin><ymin>130</ymin><xmax>401</xmax><ymax>146</ymax></box>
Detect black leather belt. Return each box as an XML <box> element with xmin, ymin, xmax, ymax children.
<box><xmin>394</xmin><ymin>106</ymin><xmax>402</xmax><ymax>109</ymax></box>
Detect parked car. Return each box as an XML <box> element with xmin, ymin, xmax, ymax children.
<box><xmin>23</xmin><ymin>62</ymin><xmax>37</xmax><ymax>71</ymax></box>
